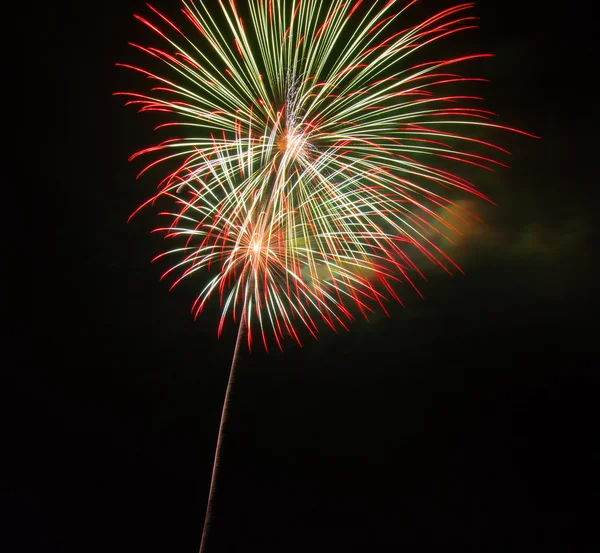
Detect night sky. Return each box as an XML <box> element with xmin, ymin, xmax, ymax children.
<box><xmin>23</xmin><ymin>1</ymin><xmax>597</xmax><ymax>552</ymax></box>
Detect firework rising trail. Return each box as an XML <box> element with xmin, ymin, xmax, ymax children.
<box><xmin>117</xmin><ymin>0</ymin><xmax>533</xmax><ymax>349</ymax></box>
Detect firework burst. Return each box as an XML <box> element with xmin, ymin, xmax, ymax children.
<box><xmin>117</xmin><ymin>2</ymin><xmax>536</xmax><ymax>549</ymax></box>
<box><xmin>117</xmin><ymin>0</ymin><xmax>531</xmax><ymax>350</ymax></box>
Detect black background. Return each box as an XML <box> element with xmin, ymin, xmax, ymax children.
<box><xmin>23</xmin><ymin>1</ymin><xmax>597</xmax><ymax>551</ymax></box>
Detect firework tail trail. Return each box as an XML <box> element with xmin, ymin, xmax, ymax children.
<box><xmin>199</xmin><ymin>315</ymin><xmax>246</xmax><ymax>553</ymax></box>
<box><xmin>197</xmin><ymin>134</ymin><xmax>297</xmax><ymax>549</ymax></box>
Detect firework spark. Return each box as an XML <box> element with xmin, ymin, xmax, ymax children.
<box><xmin>117</xmin><ymin>0</ymin><xmax>531</xmax><ymax>349</ymax></box>
<box><xmin>117</xmin><ymin>2</ymin><xmax>536</xmax><ymax>550</ymax></box>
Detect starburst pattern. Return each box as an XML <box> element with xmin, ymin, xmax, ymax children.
<box><xmin>117</xmin><ymin>0</ymin><xmax>531</xmax><ymax>349</ymax></box>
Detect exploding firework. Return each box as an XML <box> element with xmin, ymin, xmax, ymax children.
<box><xmin>117</xmin><ymin>0</ymin><xmax>530</xmax><ymax>350</ymax></box>
<box><xmin>117</xmin><ymin>2</ymin><xmax>535</xmax><ymax>549</ymax></box>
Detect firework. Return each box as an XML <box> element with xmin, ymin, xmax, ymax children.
<box><xmin>117</xmin><ymin>0</ymin><xmax>531</xmax><ymax>349</ymax></box>
<box><xmin>117</xmin><ymin>1</ymin><xmax>535</xmax><ymax>549</ymax></box>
